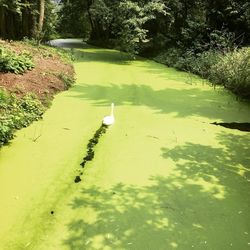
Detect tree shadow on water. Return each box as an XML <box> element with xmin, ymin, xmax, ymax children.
<box><xmin>71</xmin><ymin>83</ymin><xmax>249</xmax><ymax>121</ymax></box>
<box><xmin>63</xmin><ymin>132</ymin><xmax>250</xmax><ymax>250</ymax></box>
<box><xmin>162</xmin><ymin>132</ymin><xmax>250</xmax><ymax>188</ymax></box>
<box><xmin>73</xmin><ymin>49</ymin><xmax>132</xmax><ymax>65</ymax></box>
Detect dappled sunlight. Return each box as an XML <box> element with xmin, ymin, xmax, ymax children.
<box><xmin>186</xmin><ymin>175</ymin><xmax>226</xmax><ymax>200</ymax></box>
<box><xmin>63</xmin><ymin>130</ymin><xmax>249</xmax><ymax>249</ymax></box>
<box><xmin>64</xmin><ymin>182</ymin><xmax>180</xmax><ymax>249</ymax></box>
<box><xmin>63</xmin><ymin>167</ymin><xmax>250</xmax><ymax>250</ymax></box>
<box><xmin>162</xmin><ymin>132</ymin><xmax>250</xmax><ymax>196</ymax></box>
<box><xmin>69</xmin><ymin>83</ymin><xmax>250</xmax><ymax>121</ymax></box>
<box><xmin>237</xmin><ymin>165</ymin><xmax>249</xmax><ymax>177</ymax></box>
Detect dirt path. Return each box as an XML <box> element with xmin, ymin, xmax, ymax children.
<box><xmin>0</xmin><ymin>40</ymin><xmax>250</xmax><ymax>250</ymax></box>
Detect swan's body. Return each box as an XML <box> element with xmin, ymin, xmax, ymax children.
<box><xmin>103</xmin><ymin>103</ymin><xmax>115</xmax><ymax>125</ymax></box>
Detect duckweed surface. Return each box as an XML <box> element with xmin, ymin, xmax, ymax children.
<box><xmin>0</xmin><ymin>39</ymin><xmax>250</xmax><ymax>250</ymax></box>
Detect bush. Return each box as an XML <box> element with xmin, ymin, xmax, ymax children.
<box><xmin>210</xmin><ymin>48</ymin><xmax>250</xmax><ymax>97</ymax></box>
<box><xmin>155</xmin><ymin>47</ymin><xmax>250</xmax><ymax>98</ymax></box>
<box><xmin>154</xmin><ymin>48</ymin><xmax>183</xmax><ymax>67</ymax></box>
<box><xmin>188</xmin><ymin>50</ymin><xmax>221</xmax><ymax>78</ymax></box>
<box><xmin>58</xmin><ymin>73</ymin><xmax>75</xmax><ymax>89</ymax></box>
<box><xmin>0</xmin><ymin>89</ymin><xmax>45</xmax><ymax>146</ymax></box>
<box><xmin>154</xmin><ymin>48</ymin><xmax>220</xmax><ymax>78</ymax></box>
<box><xmin>0</xmin><ymin>47</ymin><xmax>34</xmax><ymax>74</ymax></box>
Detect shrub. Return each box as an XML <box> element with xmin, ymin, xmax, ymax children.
<box><xmin>155</xmin><ymin>47</ymin><xmax>250</xmax><ymax>98</ymax></box>
<box><xmin>154</xmin><ymin>48</ymin><xmax>220</xmax><ymax>78</ymax></box>
<box><xmin>58</xmin><ymin>73</ymin><xmax>75</xmax><ymax>89</ymax></box>
<box><xmin>189</xmin><ymin>50</ymin><xmax>221</xmax><ymax>78</ymax></box>
<box><xmin>154</xmin><ymin>48</ymin><xmax>183</xmax><ymax>67</ymax></box>
<box><xmin>0</xmin><ymin>89</ymin><xmax>45</xmax><ymax>146</ymax></box>
<box><xmin>210</xmin><ymin>48</ymin><xmax>250</xmax><ymax>97</ymax></box>
<box><xmin>0</xmin><ymin>47</ymin><xmax>34</xmax><ymax>74</ymax></box>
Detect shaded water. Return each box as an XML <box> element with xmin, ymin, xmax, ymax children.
<box><xmin>211</xmin><ymin>122</ymin><xmax>250</xmax><ymax>132</ymax></box>
<box><xmin>0</xmin><ymin>40</ymin><xmax>250</xmax><ymax>250</ymax></box>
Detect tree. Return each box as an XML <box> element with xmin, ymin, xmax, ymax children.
<box><xmin>0</xmin><ymin>0</ymin><xmax>57</xmax><ymax>41</ymax></box>
<box><xmin>37</xmin><ymin>0</ymin><xmax>45</xmax><ymax>38</ymax></box>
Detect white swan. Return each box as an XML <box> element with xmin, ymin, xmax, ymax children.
<box><xmin>103</xmin><ymin>103</ymin><xmax>115</xmax><ymax>125</ymax></box>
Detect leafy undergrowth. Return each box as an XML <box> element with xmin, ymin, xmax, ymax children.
<box><xmin>154</xmin><ymin>47</ymin><xmax>250</xmax><ymax>99</ymax></box>
<box><xmin>0</xmin><ymin>89</ymin><xmax>45</xmax><ymax>146</ymax></box>
<box><xmin>0</xmin><ymin>39</ymin><xmax>75</xmax><ymax>146</ymax></box>
<box><xmin>0</xmin><ymin>47</ymin><xmax>34</xmax><ymax>74</ymax></box>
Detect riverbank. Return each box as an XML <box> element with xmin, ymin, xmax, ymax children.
<box><xmin>0</xmin><ymin>39</ymin><xmax>75</xmax><ymax>145</ymax></box>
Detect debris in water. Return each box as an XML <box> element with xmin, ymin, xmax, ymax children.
<box><xmin>80</xmin><ymin>160</ymin><xmax>87</xmax><ymax>168</ymax></box>
<box><xmin>80</xmin><ymin>124</ymin><xmax>108</xmax><ymax>167</ymax></box>
<box><xmin>51</xmin><ymin>211</ymin><xmax>54</xmax><ymax>215</ymax></box>
<box><xmin>211</xmin><ymin>122</ymin><xmax>250</xmax><ymax>132</ymax></box>
<box><xmin>147</xmin><ymin>135</ymin><xmax>159</xmax><ymax>140</ymax></box>
<box><xmin>33</xmin><ymin>135</ymin><xmax>41</xmax><ymax>142</ymax></box>
<box><xmin>74</xmin><ymin>124</ymin><xmax>108</xmax><ymax>183</ymax></box>
<box><xmin>74</xmin><ymin>176</ymin><xmax>81</xmax><ymax>183</ymax></box>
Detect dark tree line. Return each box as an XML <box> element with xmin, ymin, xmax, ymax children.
<box><xmin>0</xmin><ymin>0</ymin><xmax>56</xmax><ymax>40</ymax></box>
<box><xmin>1</xmin><ymin>0</ymin><xmax>249</xmax><ymax>52</ymax></box>
<box><xmin>57</xmin><ymin>0</ymin><xmax>250</xmax><ymax>54</ymax></box>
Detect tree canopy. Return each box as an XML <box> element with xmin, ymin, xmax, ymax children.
<box><xmin>56</xmin><ymin>0</ymin><xmax>250</xmax><ymax>54</ymax></box>
<box><xmin>0</xmin><ymin>0</ymin><xmax>249</xmax><ymax>53</ymax></box>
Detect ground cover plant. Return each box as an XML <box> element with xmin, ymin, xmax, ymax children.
<box><xmin>0</xmin><ymin>89</ymin><xmax>45</xmax><ymax>145</ymax></box>
<box><xmin>0</xmin><ymin>47</ymin><xmax>34</xmax><ymax>74</ymax></box>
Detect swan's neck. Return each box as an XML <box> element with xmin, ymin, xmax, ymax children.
<box><xmin>111</xmin><ymin>103</ymin><xmax>114</xmax><ymax>116</ymax></box>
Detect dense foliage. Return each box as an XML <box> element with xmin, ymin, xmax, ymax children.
<box><xmin>56</xmin><ymin>0</ymin><xmax>250</xmax><ymax>53</ymax></box>
<box><xmin>0</xmin><ymin>47</ymin><xmax>34</xmax><ymax>74</ymax></box>
<box><xmin>0</xmin><ymin>89</ymin><xmax>45</xmax><ymax>145</ymax></box>
<box><xmin>0</xmin><ymin>0</ymin><xmax>57</xmax><ymax>41</ymax></box>
<box><xmin>211</xmin><ymin>48</ymin><xmax>250</xmax><ymax>97</ymax></box>
<box><xmin>0</xmin><ymin>0</ymin><xmax>250</xmax><ymax>97</ymax></box>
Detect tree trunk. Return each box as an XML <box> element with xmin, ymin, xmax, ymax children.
<box><xmin>0</xmin><ymin>6</ymin><xmax>6</xmax><ymax>38</ymax></box>
<box><xmin>38</xmin><ymin>0</ymin><xmax>45</xmax><ymax>35</ymax></box>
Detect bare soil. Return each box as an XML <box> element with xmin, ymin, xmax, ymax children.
<box><xmin>0</xmin><ymin>40</ymin><xmax>75</xmax><ymax>104</ymax></box>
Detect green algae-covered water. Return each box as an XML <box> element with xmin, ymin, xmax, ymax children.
<box><xmin>0</xmin><ymin>40</ymin><xmax>250</xmax><ymax>250</ymax></box>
